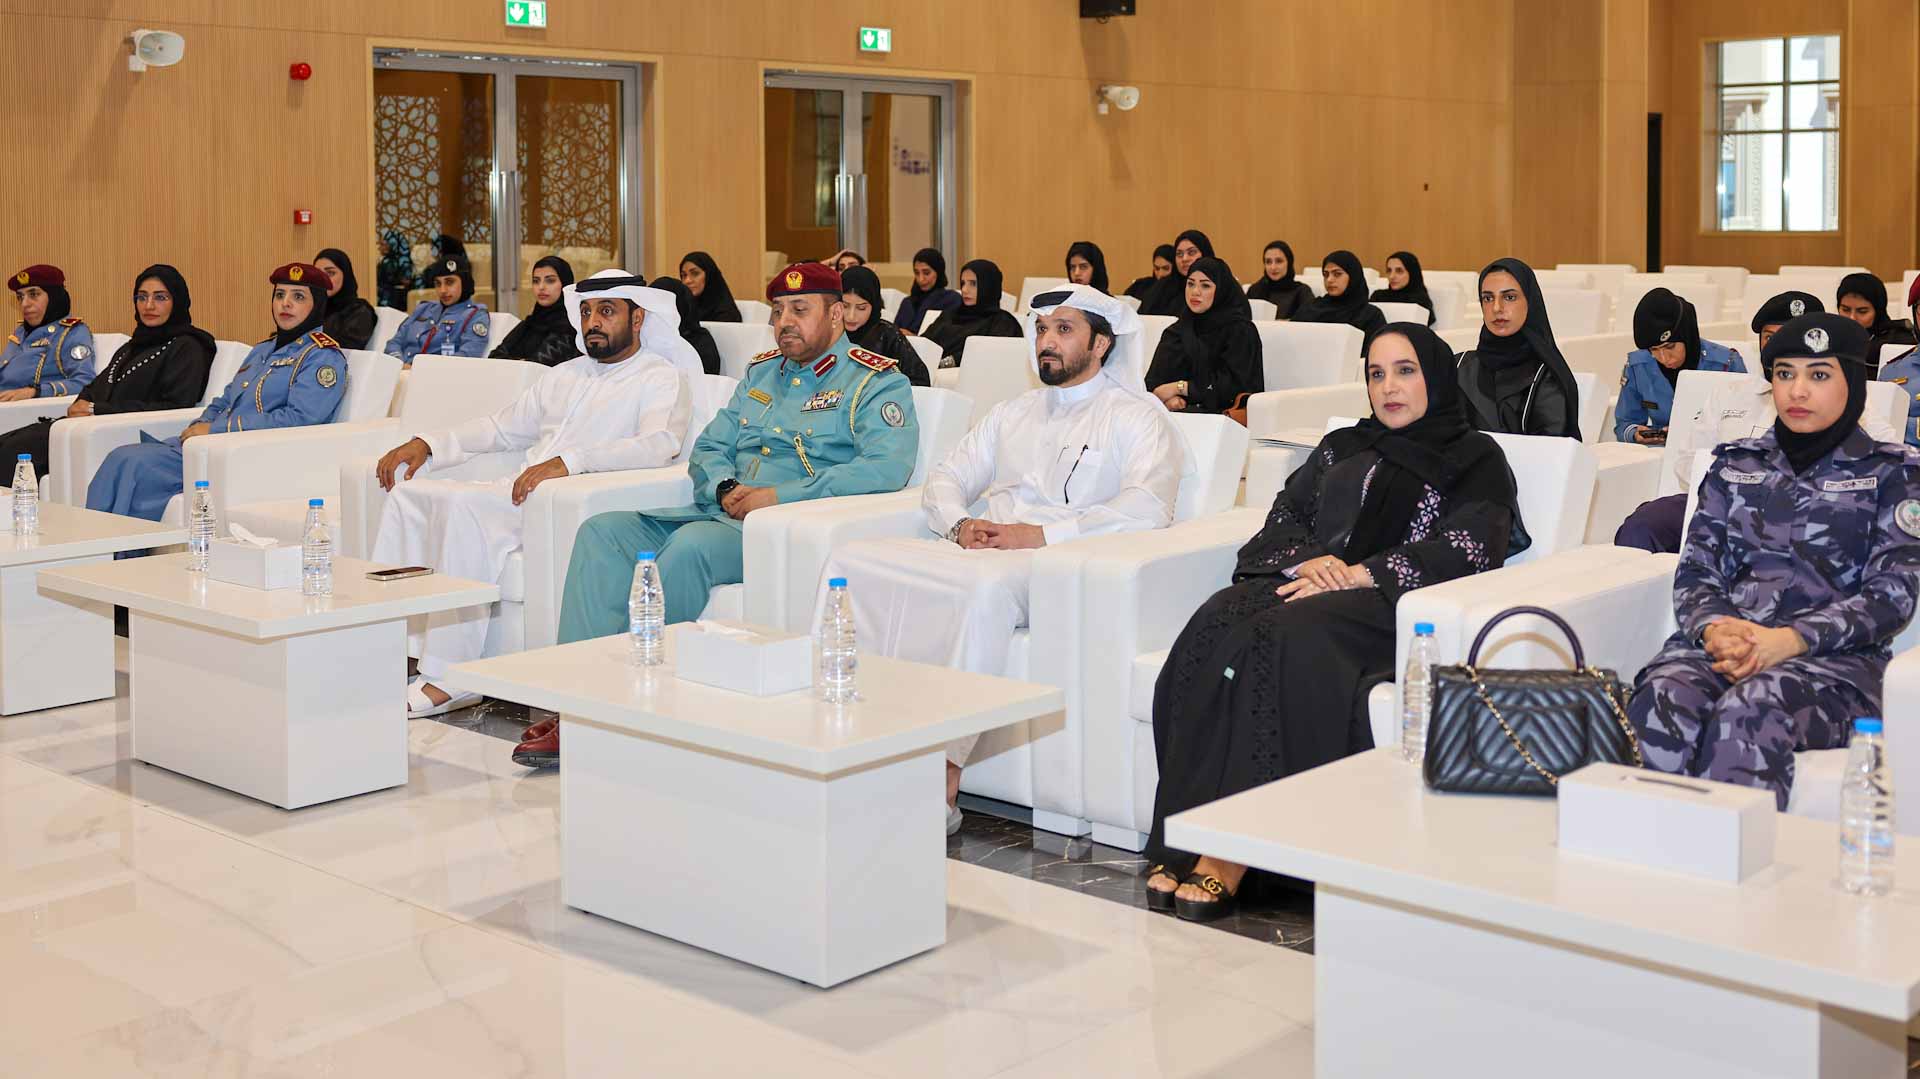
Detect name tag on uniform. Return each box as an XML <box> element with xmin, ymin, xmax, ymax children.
<box><xmin>747</xmin><ymin>388</ymin><xmax>772</xmax><ymax>405</ymax></box>
<box><xmin>1823</xmin><ymin>477</ymin><xmax>1878</xmax><ymax>492</ymax></box>
<box><xmin>1641</xmin><ymin>400</ymin><xmax>1658</xmax><ymax>409</ymax></box>
<box><xmin>1721</xmin><ymin>469</ymin><xmax>1767</xmax><ymax>485</ymax></box>
<box><xmin>801</xmin><ymin>389</ymin><xmax>843</xmax><ymax>412</ymax></box>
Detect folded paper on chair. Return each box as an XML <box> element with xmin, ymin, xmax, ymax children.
<box><xmin>671</xmin><ymin>619</ymin><xmax>812</xmax><ymax>696</ymax></box>
<box><xmin>1557</xmin><ymin>763</ymin><xmax>1776</xmax><ymax>883</ymax></box>
<box><xmin>207</xmin><ymin>537</ymin><xmax>303</xmax><ymax>590</ymax></box>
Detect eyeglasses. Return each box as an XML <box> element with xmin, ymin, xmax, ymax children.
<box><xmin>133</xmin><ymin>292</ymin><xmax>172</xmax><ymax>304</ymax></box>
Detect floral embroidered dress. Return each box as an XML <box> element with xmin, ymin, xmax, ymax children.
<box><xmin>1141</xmin><ymin>435</ymin><xmax>1526</xmax><ymax>869</ymax></box>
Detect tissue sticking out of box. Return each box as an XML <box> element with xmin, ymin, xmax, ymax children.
<box><xmin>227</xmin><ymin>523</ymin><xmax>281</xmax><ymax>548</ymax></box>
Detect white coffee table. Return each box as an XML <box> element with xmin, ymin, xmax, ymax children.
<box><xmin>0</xmin><ymin>503</ymin><xmax>182</xmax><ymax>715</ymax></box>
<box><xmin>38</xmin><ymin>553</ymin><xmax>497</xmax><ymax>809</ymax></box>
<box><xmin>449</xmin><ymin>632</ymin><xmax>1063</xmax><ymax>988</ymax></box>
<box><xmin>1166</xmin><ymin>749</ymin><xmax>1920</xmax><ymax>1079</ymax></box>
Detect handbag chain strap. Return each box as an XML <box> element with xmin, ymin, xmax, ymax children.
<box><xmin>1460</xmin><ymin>665</ymin><xmax>1644</xmax><ymax>786</ymax></box>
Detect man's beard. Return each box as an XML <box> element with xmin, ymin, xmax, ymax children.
<box><xmin>1037</xmin><ymin>349</ymin><xmax>1091</xmax><ymax>386</ymax></box>
<box><xmin>585</xmin><ymin>326</ymin><xmax>632</xmax><ymax>360</ymax></box>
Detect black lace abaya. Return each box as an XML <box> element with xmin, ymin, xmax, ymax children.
<box><xmin>1144</xmin><ymin>323</ymin><xmax>1526</xmax><ymax>872</ymax></box>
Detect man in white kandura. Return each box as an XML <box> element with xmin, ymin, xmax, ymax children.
<box><xmin>819</xmin><ymin>284</ymin><xmax>1184</xmax><ymax>834</ymax></box>
<box><xmin>372</xmin><ymin>270</ymin><xmax>700</xmax><ymax>718</ymax></box>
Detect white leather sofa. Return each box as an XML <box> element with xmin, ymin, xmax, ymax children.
<box><xmin>1088</xmin><ymin>432</ymin><xmax>1598</xmax><ymax>849</ymax></box>
<box><xmin>767</xmin><ymin>411</ymin><xmax>1249</xmax><ymax>837</ymax></box>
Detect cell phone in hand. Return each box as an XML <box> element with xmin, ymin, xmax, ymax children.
<box><xmin>366</xmin><ymin>566</ymin><xmax>433</xmax><ymax>582</ymax></box>
<box><xmin>1640</xmin><ymin>427</ymin><xmax>1667</xmax><ymax>445</ymax></box>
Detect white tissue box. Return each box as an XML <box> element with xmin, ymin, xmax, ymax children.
<box><xmin>206</xmin><ymin>537</ymin><xmax>303</xmax><ymax>591</ymax></box>
<box><xmin>671</xmin><ymin>620</ymin><xmax>812</xmax><ymax>696</ymax></box>
<box><xmin>1558</xmin><ymin>763</ymin><xmax>1777</xmax><ymax>883</ymax></box>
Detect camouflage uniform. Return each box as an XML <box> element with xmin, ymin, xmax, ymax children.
<box><xmin>1628</xmin><ymin>426</ymin><xmax>1920</xmax><ymax>809</ymax></box>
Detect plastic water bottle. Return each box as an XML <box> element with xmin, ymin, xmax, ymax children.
<box><xmin>817</xmin><ymin>577</ymin><xmax>858</xmax><ymax>703</ymax></box>
<box><xmin>1401</xmin><ymin>622</ymin><xmax>1437</xmax><ymax>763</ymax></box>
<box><xmin>628</xmin><ymin>552</ymin><xmax>666</xmax><ymax>666</ymax></box>
<box><xmin>11</xmin><ymin>454</ymin><xmax>36</xmax><ymax>537</ymax></box>
<box><xmin>1840</xmin><ymin>717</ymin><xmax>1895</xmax><ymax>896</ymax></box>
<box><xmin>186</xmin><ymin>480</ymin><xmax>214</xmax><ymax>572</ymax></box>
<box><xmin>300</xmin><ymin>498</ymin><xmax>332</xmax><ymax>596</ymax></box>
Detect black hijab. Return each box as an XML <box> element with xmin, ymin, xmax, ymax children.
<box><xmin>839</xmin><ymin>265</ymin><xmax>890</xmax><ymax>350</ymax></box>
<box><xmin>680</xmin><ymin>251</ymin><xmax>740</xmax><ymax>324</ymax></box>
<box><xmin>922</xmin><ymin>259</ymin><xmax>1023</xmax><ymax>361</ymax></box>
<box><xmin>27</xmin><ymin>284</ymin><xmax>72</xmax><ymax>329</ymax></box>
<box><xmin>126</xmin><ymin>264</ymin><xmax>217</xmax><ymax>357</ymax></box>
<box><xmin>1370</xmin><ymin>251</ymin><xmax>1436</xmax><ymax>324</ymax></box>
<box><xmin>272</xmin><ymin>279</ymin><xmax>329</xmax><ymax>349</ymax></box>
<box><xmin>1631</xmin><ymin>287</ymin><xmax>1700</xmax><ymax>390</ymax></box>
<box><xmin>1126</xmin><ymin>244</ymin><xmax>1178</xmax><ymax>301</ymax></box>
<box><xmin>1140</xmin><ymin>230</ymin><xmax>1214</xmax><ymax>317</ymax></box>
<box><xmin>1245</xmin><ymin>240</ymin><xmax>1316</xmax><ymax>317</ymax></box>
<box><xmin>1762</xmin><ymin>312</ymin><xmax>1872</xmax><ymax>474</ymax></box>
<box><xmin>1183</xmin><ymin>257</ymin><xmax>1253</xmax><ymax>347</ymax></box>
<box><xmin>314</xmin><ymin>247</ymin><xmax>363</xmax><ymax>310</ymax></box>
<box><xmin>1837</xmin><ymin>273</ymin><xmax>1897</xmax><ymax>337</ymax></box>
<box><xmin>1471</xmin><ymin>257</ymin><xmax>1582</xmax><ymax>439</ymax></box>
<box><xmin>652</xmin><ymin>275</ymin><xmax>721</xmax><ymax>375</ymax></box>
<box><xmin>1065</xmin><ymin>241</ymin><xmax>1110</xmax><ymax>294</ymax></box>
<box><xmin>1326</xmin><ymin>323</ymin><xmax>1510</xmax><ymax>562</ymax></box>
<box><xmin>492</xmin><ymin>255</ymin><xmax>576</xmax><ymax>361</ymax></box>
<box><xmin>1294</xmin><ymin>250</ymin><xmax>1382</xmax><ymax>328</ymax></box>
<box><xmin>908</xmin><ymin>247</ymin><xmax>950</xmax><ymax>299</ymax></box>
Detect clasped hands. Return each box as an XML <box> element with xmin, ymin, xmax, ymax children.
<box><xmin>1276</xmin><ymin>555</ymin><xmax>1374</xmax><ymax>602</ymax></box>
<box><xmin>720</xmin><ymin>483</ymin><xmax>777</xmax><ymax>520</ymax></box>
<box><xmin>1702</xmin><ymin>618</ymin><xmax>1806</xmax><ymax>682</ymax></box>
<box><xmin>952</xmin><ymin>518</ymin><xmax>1047</xmax><ymax>550</ymax></box>
<box><xmin>375</xmin><ymin>437</ymin><xmax>576</xmax><ymax>507</ymax></box>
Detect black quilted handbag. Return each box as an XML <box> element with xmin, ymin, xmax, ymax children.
<box><xmin>1423</xmin><ymin>605</ymin><xmax>1643</xmax><ymax>796</ymax></box>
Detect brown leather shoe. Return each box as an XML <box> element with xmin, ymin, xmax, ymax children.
<box><xmin>511</xmin><ymin>726</ymin><xmax>559</xmax><ymax>769</ymax></box>
<box><xmin>521</xmin><ymin>716</ymin><xmax>559</xmax><ymax>741</ymax></box>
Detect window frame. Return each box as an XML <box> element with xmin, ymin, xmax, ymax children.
<box><xmin>1702</xmin><ymin>33</ymin><xmax>1842</xmax><ymax>236</ymax></box>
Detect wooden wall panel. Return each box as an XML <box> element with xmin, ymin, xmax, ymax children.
<box><xmin>0</xmin><ymin>0</ymin><xmax>1519</xmax><ymax>337</ymax></box>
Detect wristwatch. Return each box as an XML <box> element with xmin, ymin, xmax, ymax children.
<box><xmin>946</xmin><ymin>518</ymin><xmax>969</xmax><ymax>544</ymax></box>
<box><xmin>714</xmin><ymin>478</ymin><xmax>739</xmax><ymax>503</ymax></box>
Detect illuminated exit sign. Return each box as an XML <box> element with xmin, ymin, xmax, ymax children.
<box><xmin>505</xmin><ymin>1</ymin><xmax>547</xmax><ymax>28</ymax></box>
<box><xmin>858</xmin><ymin>26</ymin><xmax>892</xmax><ymax>53</ymax></box>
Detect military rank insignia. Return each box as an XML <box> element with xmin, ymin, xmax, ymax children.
<box><xmin>801</xmin><ymin>389</ymin><xmax>843</xmax><ymax>411</ymax></box>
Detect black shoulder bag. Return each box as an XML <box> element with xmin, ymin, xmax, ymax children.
<box><xmin>1424</xmin><ymin>606</ymin><xmax>1643</xmax><ymax>796</ymax></box>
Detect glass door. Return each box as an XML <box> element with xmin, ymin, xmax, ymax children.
<box><xmin>763</xmin><ymin>73</ymin><xmax>956</xmax><ymax>268</ymax></box>
<box><xmin>375</xmin><ymin>51</ymin><xmax>642</xmax><ymax>316</ymax></box>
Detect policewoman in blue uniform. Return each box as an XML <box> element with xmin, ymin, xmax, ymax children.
<box><xmin>1876</xmin><ymin>344</ymin><xmax>1920</xmax><ymax>447</ymax></box>
<box><xmin>1613</xmin><ymin>287</ymin><xmax>1744</xmax><ymax>445</ymax></box>
<box><xmin>384</xmin><ymin>253</ymin><xmax>490</xmax><ymax>362</ymax></box>
<box><xmin>1628</xmin><ymin>312</ymin><xmax>1920</xmax><ymax>810</ymax></box>
<box><xmin>511</xmin><ymin>262</ymin><xmax>920</xmax><ymax>768</ymax></box>
<box><xmin>0</xmin><ymin>264</ymin><xmax>95</xmax><ymax>400</ymax></box>
<box><xmin>87</xmin><ymin>263</ymin><xmax>348</xmax><ymax>522</ymax></box>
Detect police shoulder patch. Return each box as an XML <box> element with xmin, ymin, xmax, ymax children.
<box><xmin>475</xmin><ymin>320</ymin><xmax>488</xmax><ymax>337</ymax></box>
<box><xmin>1897</xmin><ymin>500</ymin><xmax>1920</xmax><ymax>539</ymax></box>
<box><xmin>316</xmin><ymin>365</ymin><xmax>339</xmax><ymax>389</ymax></box>
<box><xmin>57</xmin><ymin>317</ymin><xmax>81</xmax><ymax>327</ymax></box>
<box><xmin>309</xmin><ymin>330</ymin><xmax>339</xmax><ymax>350</ymax></box>
<box><xmin>880</xmin><ymin>400</ymin><xmax>906</xmax><ymax>428</ymax></box>
<box><xmin>749</xmin><ymin>348</ymin><xmax>781</xmax><ymax>365</ymax></box>
<box><xmin>848</xmin><ymin>346</ymin><xmax>896</xmax><ymax>372</ymax></box>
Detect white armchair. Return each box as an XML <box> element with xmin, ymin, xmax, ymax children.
<box><xmin>706</xmin><ymin>323</ymin><xmax>775</xmax><ymax>379</ymax></box>
<box><xmin>217</xmin><ymin>355</ymin><xmax>546</xmax><ymax>552</ymax></box>
<box><xmin>948</xmin><ymin>337</ymin><xmax>1039</xmax><ymax>421</ymax></box>
<box><xmin>0</xmin><ymin>332</ymin><xmax>133</xmax><ymax>438</ymax></box>
<box><xmin>47</xmin><ymin>339</ymin><xmax>252</xmax><ymax>506</ymax></box>
<box><xmin>341</xmin><ymin>373</ymin><xmax>740</xmax><ymax>657</ymax></box>
<box><xmin>1253</xmin><ymin>321</ymin><xmax>1362</xmax><ymax>391</ymax></box>
<box><xmin>367</xmin><ymin>307</ymin><xmax>406</xmax><ymax>356</ymax></box>
<box><xmin>768</xmin><ymin>411</ymin><xmax>1248</xmax><ymax>837</ymax></box>
<box><xmin>1084</xmin><ymin>431</ymin><xmax>1598</xmax><ymax>848</ymax></box>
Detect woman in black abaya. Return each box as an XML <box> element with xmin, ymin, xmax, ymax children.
<box><xmin>1144</xmin><ymin>323</ymin><xmax>1527</xmax><ymax>922</ymax></box>
<box><xmin>1137</xmin><ymin>229</ymin><xmax>1214</xmax><ymax>318</ymax></box>
<box><xmin>1245</xmin><ymin>240</ymin><xmax>1315</xmax><ymax>320</ymax></box>
<box><xmin>1292</xmin><ymin>249</ymin><xmax>1387</xmax><ymax>336</ymax></box>
<box><xmin>839</xmin><ymin>265</ymin><xmax>929</xmax><ymax>385</ymax></box>
<box><xmin>1145</xmin><ymin>257</ymin><xmax>1263</xmax><ymax>414</ymax></box>
<box><xmin>920</xmin><ymin>259</ymin><xmax>1024</xmax><ymax>364</ymax></box>
<box><xmin>1454</xmin><ymin>257</ymin><xmax>1583</xmax><ymax>439</ymax></box>
<box><xmin>1065</xmin><ymin>240</ymin><xmax>1110</xmax><ymax>294</ymax></box>
<box><xmin>1124</xmin><ymin>244</ymin><xmax>1178</xmax><ymax>302</ymax></box>
<box><xmin>678</xmin><ymin>251</ymin><xmax>742</xmax><ymax>324</ymax></box>
<box><xmin>1370</xmin><ymin>250</ymin><xmax>1437</xmax><ymax>326</ymax></box>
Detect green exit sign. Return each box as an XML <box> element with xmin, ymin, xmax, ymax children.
<box><xmin>858</xmin><ymin>26</ymin><xmax>893</xmax><ymax>53</ymax></box>
<box><xmin>505</xmin><ymin>0</ymin><xmax>547</xmax><ymax>28</ymax></box>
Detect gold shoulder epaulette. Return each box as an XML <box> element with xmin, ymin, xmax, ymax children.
<box><xmin>310</xmin><ymin>330</ymin><xmax>340</xmax><ymax>349</ymax></box>
<box><xmin>848</xmin><ymin>346</ymin><xmax>896</xmax><ymax>371</ymax></box>
<box><xmin>749</xmin><ymin>347</ymin><xmax>780</xmax><ymax>365</ymax></box>
<box><xmin>58</xmin><ymin>316</ymin><xmax>82</xmax><ymax>327</ymax></box>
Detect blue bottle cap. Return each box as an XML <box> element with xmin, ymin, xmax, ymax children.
<box><xmin>1856</xmin><ymin>717</ymin><xmax>1884</xmax><ymax>734</ymax></box>
<box><xmin>829</xmin><ymin>577</ymin><xmax>848</xmax><ymax>588</ymax></box>
<box><xmin>15</xmin><ymin>454</ymin><xmax>28</xmax><ymax>462</ymax></box>
<box><xmin>636</xmin><ymin>550</ymin><xmax>656</xmax><ymax>561</ymax></box>
<box><xmin>194</xmin><ymin>480</ymin><xmax>209</xmax><ymax>488</ymax></box>
<box><xmin>1414</xmin><ymin>622</ymin><xmax>1435</xmax><ymax>635</ymax></box>
<box><xmin>308</xmin><ymin>498</ymin><xmax>324</xmax><ymax>507</ymax></box>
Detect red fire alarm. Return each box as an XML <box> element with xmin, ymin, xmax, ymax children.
<box><xmin>289</xmin><ymin>62</ymin><xmax>312</xmax><ymax>80</ymax></box>
<box><xmin>293</xmin><ymin>209</ymin><xmax>313</xmax><ymax>226</ymax></box>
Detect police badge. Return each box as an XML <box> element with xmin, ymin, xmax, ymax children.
<box><xmin>1804</xmin><ymin>326</ymin><xmax>1829</xmax><ymax>353</ymax></box>
<box><xmin>1899</xmin><ymin>500</ymin><xmax>1920</xmax><ymax>539</ymax></box>
<box><xmin>1789</xmin><ymin>298</ymin><xmax>1806</xmax><ymax>317</ymax></box>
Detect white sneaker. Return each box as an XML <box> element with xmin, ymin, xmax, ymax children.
<box><xmin>946</xmin><ymin>804</ymin><xmax>963</xmax><ymax>836</ymax></box>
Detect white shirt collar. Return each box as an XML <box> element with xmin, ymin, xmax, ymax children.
<box><xmin>1045</xmin><ymin>367</ymin><xmax>1114</xmax><ymax>411</ymax></box>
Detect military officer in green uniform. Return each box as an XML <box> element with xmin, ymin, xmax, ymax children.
<box><xmin>514</xmin><ymin>262</ymin><xmax>920</xmax><ymax>767</ymax></box>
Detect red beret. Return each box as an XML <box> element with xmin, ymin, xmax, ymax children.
<box><xmin>766</xmin><ymin>262</ymin><xmax>842</xmax><ymax>301</ymax></box>
<box><xmin>9</xmin><ymin>264</ymin><xmax>63</xmax><ymax>291</ymax></box>
<box><xmin>270</xmin><ymin>262</ymin><xmax>330</xmax><ymax>290</ymax></box>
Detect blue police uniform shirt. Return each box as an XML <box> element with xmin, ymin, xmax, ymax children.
<box><xmin>197</xmin><ymin>329</ymin><xmax>348</xmax><ymax>434</ymax></box>
<box><xmin>1877</xmin><ymin>346</ymin><xmax>1920</xmax><ymax>447</ymax></box>
<box><xmin>0</xmin><ymin>317</ymin><xmax>96</xmax><ymax>397</ymax></box>
<box><xmin>1613</xmin><ymin>340</ymin><xmax>1745</xmax><ymax>442</ymax></box>
<box><xmin>384</xmin><ymin>298</ymin><xmax>491</xmax><ymax>361</ymax></box>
